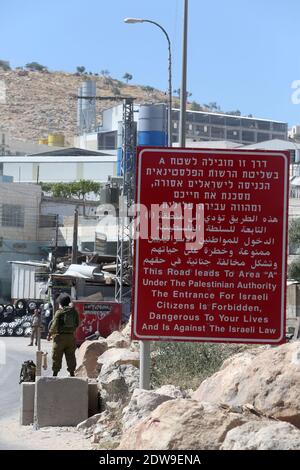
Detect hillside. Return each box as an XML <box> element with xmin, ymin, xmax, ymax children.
<box><xmin>0</xmin><ymin>70</ymin><xmax>175</xmax><ymax>145</ymax></box>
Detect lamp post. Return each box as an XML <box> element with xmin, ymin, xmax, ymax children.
<box><xmin>179</xmin><ymin>0</ymin><xmax>189</xmax><ymax>147</ymax></box>
<box><xmin>124</xmin><ymin>18</ymin><xmax>173</xmax><ymax>147</ymax></box>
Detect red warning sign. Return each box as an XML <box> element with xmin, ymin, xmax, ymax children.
<box><xmin>132</xmin><ymin>148</ymin><xmax>289</xmax><ymax>344</ymax></box>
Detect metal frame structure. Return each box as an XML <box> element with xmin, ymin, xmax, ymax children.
<box><xmin>76</xmin><ymin>93</ymin><xmax>137</xmax><ymax>313</ymax></box>
<box><xmin>115</xmin><ymin>98</ymin><xmax>136</xmax><ymax>312</ymax></box>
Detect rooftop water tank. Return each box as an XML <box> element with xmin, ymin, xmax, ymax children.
<box><xmin>48</xmin><ymin>134</ymin><xmax>65</xmax><ymax>147</ymax></box>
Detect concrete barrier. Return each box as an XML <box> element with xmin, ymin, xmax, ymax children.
<box><xmin>35</xmin><ymin>377</ymin><xmax>88</xmax><ymax>427</ymax></box>
<box><xmin>20</xmin><ymin>382</ymin><xmax>35</xmax><ymax>425</ymax></box>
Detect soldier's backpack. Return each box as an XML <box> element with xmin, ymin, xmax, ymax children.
<box><xmin>19</xmin><ymin>360</ymin><xmax>36</xmax><ymax>384</ymax></box>
<box><xmin>58</xmin><ymin>307</ymin><xmax>78</xmax><ymax>333</ymax></box>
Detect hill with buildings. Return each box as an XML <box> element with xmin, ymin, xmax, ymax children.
<box><xmin>0</xmin><ymin>69</ymin><xmax>176</xmax><ymax>145</ymax></box>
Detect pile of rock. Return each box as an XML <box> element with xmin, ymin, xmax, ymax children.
<box><xmin>76</xmin><ymin>326</ymin><xmax>300</xmax><ymax>450</ymax></box>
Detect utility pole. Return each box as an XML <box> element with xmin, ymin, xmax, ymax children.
<box><xmin>53</xmin><ymin>214</ymin><xmax>59</xmax><ymax>269</ymax></box>
<box><xmin>179</xmin><ymin>0</ymin><xmax>189</xmax><ymax>147</ymax></box>
<box><xmin>71</xmin><ymin>207</ymin><xmax>79</xmax><ymax>264</ymax></box>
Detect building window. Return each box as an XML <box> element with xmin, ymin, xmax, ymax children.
<box><xmin>1</xmin><ymin>204</ymin><xmax>25</xmax><ymax>228</ymax></box>
<box><xmin>241</xmin><ymin>119</ymin><xmax>257</xmax><ymax>129</ymax></box>
<box><xmin>242</xmin><ymin>131</ymin><xmax>255</xmax><ymax>142</ymax></box>
<box><xmin>257</xmin><ymin>121</ymin><xmax>270</xmax><ymax>130</ymax></box>
<box><xmin>272</xmin><ymin>122</ymin><xmax>287</xmax><ymax>132</ymax></box>
<box><xmin>210</xmin><ymin>115</ymin><xmax>225</xmax><ymax>126</ymax></box>
<box><xmin>211</xmin><ymin>127</ymin><xmax>225</xmax><ymax>139</ymax></box>
<box><xmin>257</xmin><ymin>132</ymin><xmax>270</xmax><ymax>142</ymax></box>
<box><xmin>271</xmin><ymin>134</ymin><xmax>285</xmax><ymax>140</ymax></box>
<box><xmin>194</xmin><ymin>113</ymin><xmax>210</xmax><ymax>124</ymax></box>
<box><xmin>172</xmin><ymin>110</ymin><xmax>180</xmax><ymax>120</ymax></box>
<box><xmin>225</xmin><ymin>116</ymin><xmax>241</xmax><ymax>127</ymax></box>
<box><xmin>226</xmin><ymin>129</ymin><xmax>240</xmax><ymax>141</ymax></box>
<box><xmin>195</xmin><ymin>125</ymin><xmax>209</xmax><ymax>136</ymax></box>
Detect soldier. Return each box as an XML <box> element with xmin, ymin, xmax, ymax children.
<box><xmin>28</xmin><ymin>308</ymin><xmax>42</xmax><ymax>346</ymax></box>
<box><xmin>47</xmin><ymin>293</ymin><xmax>80</xmax><ymax>377</ymax></box>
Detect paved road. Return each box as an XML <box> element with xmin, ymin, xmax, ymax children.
<box><xmin>0</xmin><ymin>338</ymin><xmax>88</xmax><ymax>450</ymax></box>
<box><xmin>0</xmin><ymin>337</ymin><xmax>53</xmax><ymax>420</ymax></box>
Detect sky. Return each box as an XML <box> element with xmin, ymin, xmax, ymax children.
<box><xmin>1</xmin><ymin>0</ymin><xmax>300</xmax><ymax>126</ymax></box>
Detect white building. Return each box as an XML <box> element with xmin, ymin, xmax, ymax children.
<box><xmin>0</xmin><ymin>152</ymin><xmax>117</xmax><ymax>184</ymax></box>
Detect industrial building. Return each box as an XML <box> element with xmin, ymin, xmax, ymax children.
<box><xmin>0</xmin><ymin>152</ymin><xmax>117</xmax><ymax>184</ymax></box>
<box><xmin>74</xmin><ymin>102</ymin><xmax>288</xmax><ymax>158</ymax></box>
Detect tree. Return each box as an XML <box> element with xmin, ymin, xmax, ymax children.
<box><xmin>173</xmin><ymin>88</ymin><xmax>192</xmax><ymax>99</ymax></box>
<box><xmin>288</xmin><ymin>261</ymin><xmax>300</xmax><ymax>281</ymax></box>
<box><xmin>69</xmin><ymin>180</ymin><xmax>101</xmax><ymax>216</ymax></box>
<box><xmin>101</xmin><ymin>69</ymin><xmax>110</xmax><ymax>77</ymax></box>
<box><xmin>76</xmin><ymin>66</ymin><xmax>86</xmax><ymax>74</ymax></box>
<box><xmin>41</xmin><ymin>180</ymin><xmax>101</xmax><ymax>216</ymax></box>
<box><xmin>41</xmin><ymin>182</ymin><xmax>72</xmax><ymax>199</ymax></box>
<box><xmin>190</xmin><ymin>101</ymin><xmax>202</xmax><ymax>111</ymax></box>
<box><xmin>226</xmin><ymin>110</ymin><xmax>241</xmax><ymax>116</ymax></box>
<box><xmin>69</xmin><ymin>180</ymin><xmax>101</xmax><ymax>201</ymax></box>
<box><xmin>112</xmin><ymin>86</ymin><xmax>121</xmax><ymax>96</ymax></box>
<box><xmin>0</xmin><ymin>60</ymin><xmax>11</xmax><ymax>71</ymax></box>
<box><xmin>25</xmin><ymin>62</ymin><xmax>48</xmax><ymax>72</ymax></box>
<box><xmin>203</xmin><ymin>102</ymin><xmax>221</xmax><ymax>112</ymax></box>
<box><xmin>289</xmin><ymin>218</ymin><xmax>300</xmax><ymax>254</ymax></box>
<box><xmin>142</xmin><ymin>85</ymin><xmax>155</xmax><ymax>93</ymax></box>
<box><xmin>123</xmin><ymin>72</ymin><xmax>133</xmax><ymax>84</ymax></box>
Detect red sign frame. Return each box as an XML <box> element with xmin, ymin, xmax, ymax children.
<box><xmin>132</xmin><ymin>148</ymin><xmax>289</xmax><ymax>344</ymax></box>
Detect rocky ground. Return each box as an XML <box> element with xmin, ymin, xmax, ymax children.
<box><xmin>2</xmin><ymin>326</ymin><xmax>300</xmax><ymax>450</ymax></box>
<box><xmin>0</xmin><ymin>70</ymin><xmax>170</xmax><ymax>144</ymax></box>
<box><xmin>74</xmin><ymin>323</ymin><xmax>300</xmax><ymax>450</ymax></box>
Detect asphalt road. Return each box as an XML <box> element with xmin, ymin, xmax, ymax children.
<box><xmin>0</xmin><ymin>338</ymin><xmax>88</xmax><ymax>451</ymax></box>
<box><xmin>0</xmin><ymin>337</ymin><xmax>53</xmax><ymax>420</ymax></box>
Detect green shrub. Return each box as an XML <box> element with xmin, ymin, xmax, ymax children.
<box><xmin>151</xmin><ymin>341</ymin><xmax>249</xmax><ymax>390</ymax></box>
<box><xmin>288</xmin><ymin>261</ymin><xmax>300</xmax><ymax>280</ymax></box>
<box><xmin>0</xmin><ymin>60</ymin><xmax>11</xmax><ymax>71</ymax></box>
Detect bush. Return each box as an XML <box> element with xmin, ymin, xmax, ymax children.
<box><xmin>288</xmin><ymin>261</ymin><xmax>300</xmax><ymax>280</ymax></box>
<box><xmin>111</xmin><ymin>86</ymin><xmax>121</xmax><ymax>96</ymax></box>
<box><xmin>0</xmin><ymin>60</ymin><xmax>11</xmax><ymax>71</ymax></box>
<box><xmin>289</xmin><ymin>218</ymin><xmax>300</xmax><ymax>254</ymax></box>
<box><xmin>190</xmin><ymin>101</ymin><xmax>202</xmax><ymax>111</ymax></box>
<box><xmin>151</xmin><ymin>341</ymin><xmax>249</xmax><ymax>390</ymax></box>
<box><xmin>25</xmin><ymin>62</ymin><xmax>48</xmax><ymax>72</ymax></box>
<box><xmin>142</xmin><ymin>85</ymin><xmax>155</xmax><ymax>93</ymax></box>
<box><xmin>76</xmin><ymin>66</ymin><xmax>85</xmax><ymax>74</ymax></box>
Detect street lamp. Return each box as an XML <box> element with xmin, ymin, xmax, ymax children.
<box><xmin>124</xmin><ymin>17</ymin><xmax>173</xmax><ymax>147</ymax></box>
<box><xmin>179</xmin><ymin>0</ymin><xmax>189</xmax><ymax>147</ymax></box>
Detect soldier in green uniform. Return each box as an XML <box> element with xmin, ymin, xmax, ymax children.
<box><xmin>47</xmin><ymin>293</ymin><xmax>80</xmax><ymax>377</ymax></box>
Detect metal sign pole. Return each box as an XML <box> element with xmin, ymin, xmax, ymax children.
<box><xmin>36</xmin><ymin>327</ymin><xmax>42</xmax><ymax>377</ymax></box>
<box><xmin>139</xmin><ymin>340</ymin><xmax>151</xmax><ymax>390</ymax></box>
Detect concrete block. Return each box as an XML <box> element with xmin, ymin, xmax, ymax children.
<box><xmin>88</xmin><ymin>381</ymin><xmax>100</xmax><ymax>417</ymax></box>
<box><xmin>20</xmin><ymin>382</ymin><xmax>35</xmax><ymax>426</ymax></box>
<box><xmin>35</xmin><ymin>377</ymin><xmax>88</xmax><ymax>427</ymax></box>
